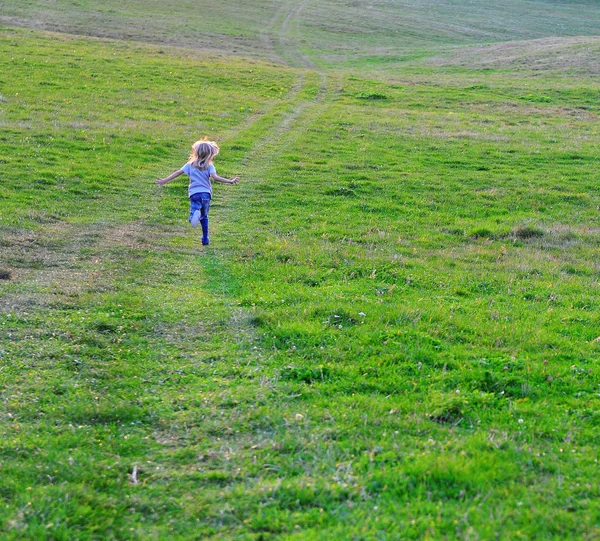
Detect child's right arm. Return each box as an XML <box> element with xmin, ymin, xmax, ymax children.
<box><xmin>156</xmin><ymin>170</ymin><xmax>183</xmax><ymax>186</ymax></box>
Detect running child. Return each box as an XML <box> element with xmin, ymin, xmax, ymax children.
<box><xmin>156</xmin><ymin>139</ymin><xmax>239</xmax><ymax>245</ymax></box>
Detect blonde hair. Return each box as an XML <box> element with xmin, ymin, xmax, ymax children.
<box><xmin>188</xmin><ymin>140</ymin><xmax>220</xmax><ymax>169</ymax></box>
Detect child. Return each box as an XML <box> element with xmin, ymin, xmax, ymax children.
<box><xmin>156</xmin><ymin>140</ymin><xmax>239</xmax><ymax>245</ymax></box>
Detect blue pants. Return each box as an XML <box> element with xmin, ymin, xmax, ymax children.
<box><xmin>189</xmin><ymin>192</ymin><xmax>211</xmax><ymax>223</ymax></box>
<box><xmin>189</xmin><ymin>192</ymin><xmax>211</xmax><ymax>242</ymax></box>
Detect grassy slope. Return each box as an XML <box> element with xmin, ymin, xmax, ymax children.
<box><xmin>3</xmin><ymin>0</ymin><xmax>600</xmax><ymax>67</ymax></box>
<box><xmin>2</xmin><ymin>1</ymin><xmax>600</xmax><ymax>539</ymax></box>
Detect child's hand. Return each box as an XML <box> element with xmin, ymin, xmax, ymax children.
<box><xmin>156</xmin><ymin>178</ymin><xmax>166</xmax><ymax>186</ymax></box>
<box><xmin>231</xmin><ymin>176</ymin><xmax>240</xmax><ymax>185</ymax></box>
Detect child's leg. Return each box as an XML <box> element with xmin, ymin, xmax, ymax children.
<box><xmin>199</xmin><ymin>195</ymin><xmax>211</xmax><ymax>244</ymax></box>
<box><xmin>189</xmin><ymin>194</ymin><xmax>203</xmax><ymax>227</ymax></box>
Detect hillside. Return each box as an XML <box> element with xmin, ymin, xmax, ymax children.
<box><xmin>1</xmin><ymin>1</ymin><xmax>600</xmax><ymax>539</ymax></box>
<box><xmin>3</xmin><ymin>0</ymin><xmax>600</xmax><ymax>68</ymax></box>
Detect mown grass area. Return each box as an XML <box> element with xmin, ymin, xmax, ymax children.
<box><xmin>0</xmin><ymin>0</ymin><xmax>284</xmax><ymax>59</ymax></box>
<box><xmin>1</xmin><ymin>16</ymin><xmax>600</xmax><ymax>541</ymax></box>
<box><xmin>3</xmin><ymin>0</ymin><xmax>600</xmax><ymax>68</ymax></box>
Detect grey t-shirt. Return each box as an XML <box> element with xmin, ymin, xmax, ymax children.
<box><xmin>181</xmin><ymin>163</ymin><xmax>216</xmax><ymax>197</ymax></box>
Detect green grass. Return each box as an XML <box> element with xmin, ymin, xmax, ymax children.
<box><xmin>2</xmin><ymin>2</ymin><xmax>600</xmax><ymax>538</ymax></box>
<box><xmin>3</xmin><ymin>0</ymin><xmax>600</xmax><ymax>68</ymax></box>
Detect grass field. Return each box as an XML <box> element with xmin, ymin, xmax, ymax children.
<box><xmin>2</xmin><ymin>1</ymin><xmax>600</xmax><ymax>539</ymax></box>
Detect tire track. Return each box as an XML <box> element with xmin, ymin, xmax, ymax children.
<box><xmin>259</xmin><ymin>0</ymin><xmax>316</xmax><ymax>70</ymax></box>
<box><xmin>232</xmin><ymin>0</ymin><xmax>333</xmax><ymax>168</ymax></box>
<box><xmin>211</xmin><ymin>1</ymin><xmax>338</xmax><ymax>353</ymax></box>
<box><xmin>277</xmin><ymin>0</ymin><xmax>316</xmax><ymax>70</ymax></box>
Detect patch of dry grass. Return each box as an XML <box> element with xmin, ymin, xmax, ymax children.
<box><xmin>424</xmin><ymin>36</ymin><xmax>600</xmax><ymax>72</ymax></box>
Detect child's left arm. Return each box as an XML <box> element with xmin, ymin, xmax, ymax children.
<box><xmin>211</xmin><ymin>173</ymin><xmax>239</xmax><ymax>185</ymax></box>
<box><xmin>156</xmin><ymin>170</ymin><xmax>183</xmax><ymax>186</ymax></box>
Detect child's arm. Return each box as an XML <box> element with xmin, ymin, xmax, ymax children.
<box><xmin>156</xmin><ymin>170</ymin><xmax>184</xmax><ymax>186</ymax></box>
<box><xmin>210</xmin><ymin>173</ymin><xmax>239</xmax><ymax>185</ymax></box>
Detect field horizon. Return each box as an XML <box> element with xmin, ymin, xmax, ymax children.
<box><xmin>2</xmin><ymin>1</ymin><xmax>600</xmax><ymax>539</ymax></box>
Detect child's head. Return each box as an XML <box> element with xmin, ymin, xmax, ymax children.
<box><xmin>189</xmin><ymin>139</ymin><xmax>219</xmax><ymax>169</ymax></box>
